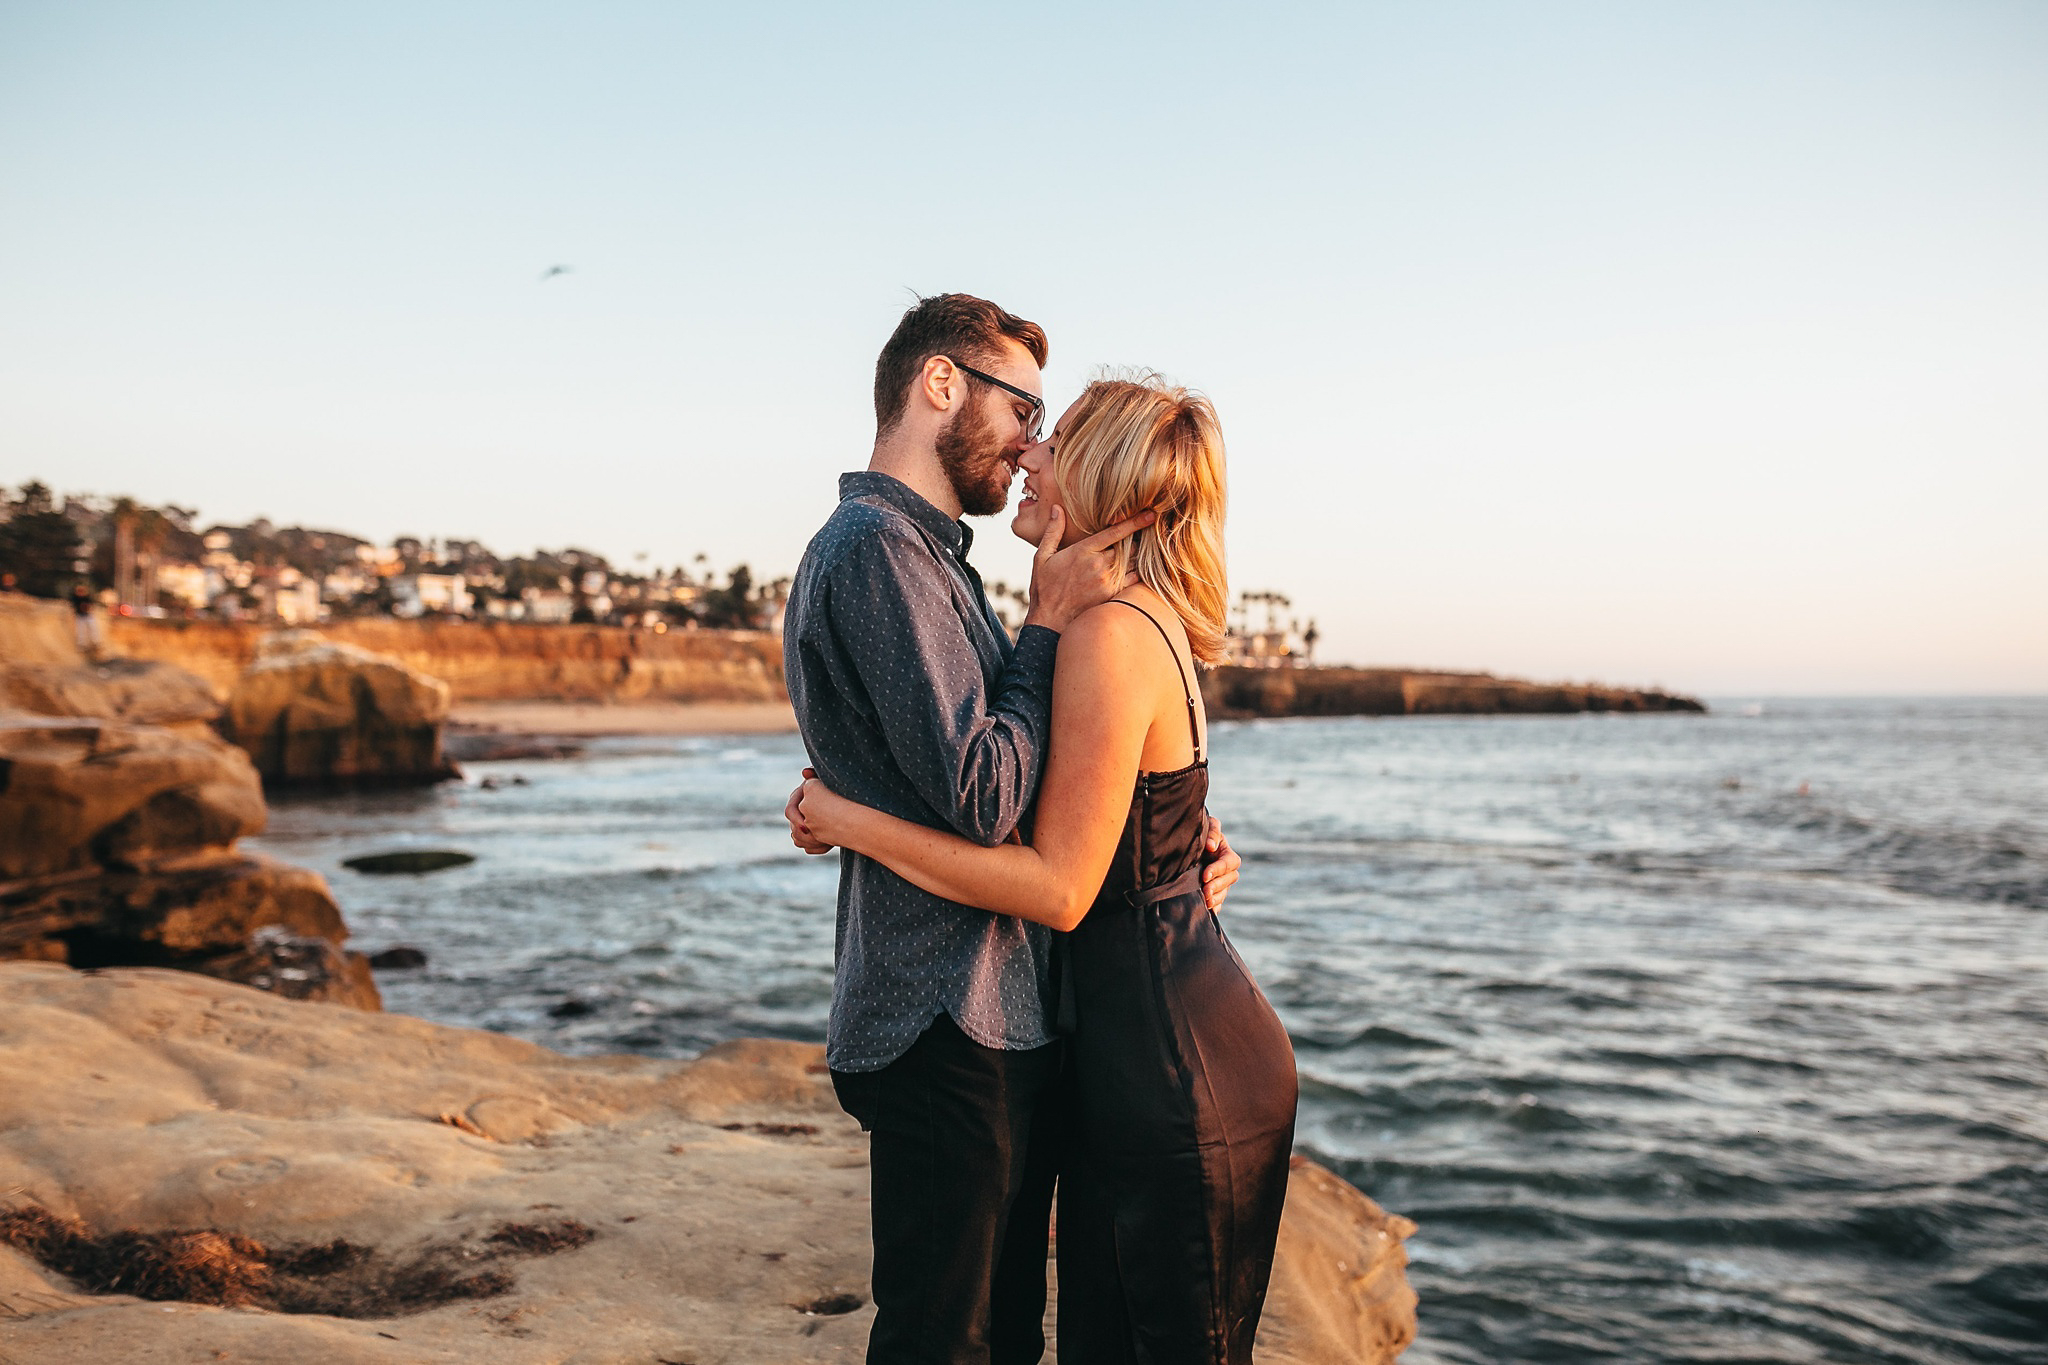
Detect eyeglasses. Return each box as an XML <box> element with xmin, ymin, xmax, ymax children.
<box><xmin>952</xmin><ymin>360</ymin><xmax>1046</xmax><ymax>444</ymax></box>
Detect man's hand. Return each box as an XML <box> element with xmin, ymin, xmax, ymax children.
<box><xmin>1022</xmin><ymin>506</ymin><xmax>1156</xmax><ymax>633</ymax></box>
<box><xmin>786</xmin><ymin>767</ymin><xmax>834</xmax><ymax>855</ymax></box>
<box><xmin>1200</xmin><ymin>814</ymin><xmax>1241</xmax><ymax>911</ymax></box>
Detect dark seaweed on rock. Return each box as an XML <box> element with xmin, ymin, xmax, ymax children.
<box><xmin>0</xmin><ymin>1205</ymin><xmax>594</xmax><ymax>1317</ymax></box>
<box><xmin>0</xmin><ymin>1206</ymin><xmax>273</xmax><ymax>1306</ymax></box>
<box><xmin>484</xmin><ymin>1220</ymin><xmax>596</xmax><ymax>1255</ymax></box>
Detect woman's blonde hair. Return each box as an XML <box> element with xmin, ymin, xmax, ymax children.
<box><xmin>1054</xmin><ymin>372</ymin><xmax>1229</xmax><ymax>664</ymax></box>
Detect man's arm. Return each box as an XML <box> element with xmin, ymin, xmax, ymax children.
<box><xmin>789</xmin><ymin>778</ymin><xmax>1246</xmax><ymax>914</ymax></box>
<box><xmin>805</xmin><ymin>502</ymin><xmax>1155</xmax><ymax>848</ymax></box>
<box><xmin>821</xmin><ymin>525</ymin><xmax>1056</xmax><ymax>846</ymax></box>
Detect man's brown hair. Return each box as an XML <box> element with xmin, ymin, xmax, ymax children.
<box><xmin>873</xmin><ymin>293</ymin><xmax>1049</xmax><ymax>436</ymax></box>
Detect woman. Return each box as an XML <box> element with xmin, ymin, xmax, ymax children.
<box><xmin>795</xmin><ymin>373</ymin><xmax>1298</xmax><ymax>1364</ymax></box>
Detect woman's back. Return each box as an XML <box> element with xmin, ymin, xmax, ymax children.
<box><xmin>1056</xmin><ymin>593</ymin><xmax>1298</xmax><ymax>1365</ymax></box>
<box><xmin>1088</xmin><ymin>594</ymin><xmax>1211</xmax><ymax>904</ymax></box>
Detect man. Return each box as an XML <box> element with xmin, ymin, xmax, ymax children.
<box><xmin>782</xmin><ymin>294</ymin><xmax>1240</xmax><ymax>1364</ymax></box>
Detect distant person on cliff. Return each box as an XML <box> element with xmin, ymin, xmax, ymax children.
<box><xmin>780</xmin><ymin>294</ymin><xmax>1244</xmax><ymax>1364</ymax></box>
<box><xmin>69</xmin><ymin>580</ymin><xmax>102</xmax><ymax>658</ymax></box>
<box><xmin>794</xmin><ymin>374</ymin><xmax>1294</xmax><ymax>1364</ymax></box>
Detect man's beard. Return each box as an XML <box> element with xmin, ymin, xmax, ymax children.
<box><xmin>935</xmin><ymin>400</ymin><xmax>1014</xmax><ymax>517</ymax></box>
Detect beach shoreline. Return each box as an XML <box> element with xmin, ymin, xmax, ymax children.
<box><xmin>449</xmin><ymin>699</ymin><xmax>798</xmax><ymax>736</ymax></box>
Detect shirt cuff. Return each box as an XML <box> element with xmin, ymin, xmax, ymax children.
<box><xmin>1010</xmin><ymin>624</ymin><xmax>1059</xmax><ymax>690</ymax></box>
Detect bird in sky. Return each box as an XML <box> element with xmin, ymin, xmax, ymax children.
<box><xmin>539</xmin><ymin>264</ymin><xmax>573</xmax><ymax>282</ymax></box>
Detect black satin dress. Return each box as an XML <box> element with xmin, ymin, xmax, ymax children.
<box><xmin>1053</xmin><ymin>604</ymin><xmax>1299</xmax><ymax>1365</ymax></box>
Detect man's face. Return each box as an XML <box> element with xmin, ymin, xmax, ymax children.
<box><xmin>936</xmin><ymin>342</ymin><xmax>1042</xmax><ymax>518</ymax></box>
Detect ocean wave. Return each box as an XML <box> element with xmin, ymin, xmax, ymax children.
<box><xmin>1748</xmin><ymin>799</ymin><xmax>2048</xmax><ymax>910</ymax></box>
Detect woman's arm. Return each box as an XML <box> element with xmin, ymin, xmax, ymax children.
<box><xmin>796</xmin><ymin>604</ymin><xmax>1154</xmax><ymax>932</ymax></box>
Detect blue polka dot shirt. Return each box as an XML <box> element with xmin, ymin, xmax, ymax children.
<box><xmin>785</xmin><ymin>472</ymin><xmax>1059</xmax><ymax>1073</ymax></box>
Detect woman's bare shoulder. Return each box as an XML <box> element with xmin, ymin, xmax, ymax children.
<box><xmin>1062</xmin><ymin>594</ymin><xmax>1168</xmax><ymax>656</ymax></box>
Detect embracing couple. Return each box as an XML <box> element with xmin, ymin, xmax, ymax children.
<box><xmin>781</xmin><ymin>294</ymin><xmax>1297</xmax><ymax>1365</ymax></box>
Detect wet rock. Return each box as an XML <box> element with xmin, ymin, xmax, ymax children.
<box><xmin>2</xmin><ymin>851</ymin><xmax>374</xmax><ymax>1010</ymax></box>
<box><xmin>341</xmin><ymin>850</ymin><xmax>475</xmax><ymax>876</ymax></box>
<box><xmin>3</xmin><ymin>851</ymin><xmax>346</xmax><ymax>959</ymax></box>
<box><xmin>445</xmin><ymin>730</ymin><xmax>583</xmax><ymax>763</ymax></box>
<box><xmin>194</xmin><ymin>925</ymin><xmax>381</xmax><ymax>1010</ymax></box>
<box><xmin>367</xmin><ymin>945</ymin><xmax>428</xmax><ymax>970</ymax></box>
<box><xmin>220</xmin><ymin>631</ymin><xmax>458</xmax><ymax>786</ymax></box>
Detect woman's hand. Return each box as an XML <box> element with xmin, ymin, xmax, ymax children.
<box><xmin>1201</xmin><ymin>815</ymin><xmax>1242</xmax><ymax>911</ymax></box>
<box><xmin>795</xmin><ymin>775</ymin><xmax>862</xmax><ymax>851</ymax></box>
<box><xmin>785</xmin><ymin>768</ymin><xmax>834</xmax><ymax>854</ymax></box>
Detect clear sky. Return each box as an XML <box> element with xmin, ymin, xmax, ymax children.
<box><xmin>2</xmin><ymin>1</ymin><xmax>2043</xmax><ymax>694</ymax></box>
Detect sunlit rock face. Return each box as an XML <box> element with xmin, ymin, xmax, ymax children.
<box><xmin>0</xmin><ymin>716</ymin><xmax>264</xmax><ymax>879</ymax></box>
<box><xmin>219</xmin><ymin>631</ymin><xmax>457</xmax><ymax>787</ymax></box>
<box><xmin>0</xmin><ymin>592</ymin><xmax>81</xmax><ymax>665</ymax></box>
<box><xmin>0</xmin><ymin>610</ymin><xmax>377</xmax><ymax>1009</ymax></box>
<box><xmin>0</xmin><ymin>715</ymin><xmax>378</xmax><ymax>1009</ymax></box>
<box><xmin>105</xmin><ymin>614</ymin><xmax>788</xmax><ymax>704</ymax></box>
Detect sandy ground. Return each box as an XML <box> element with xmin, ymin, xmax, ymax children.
<box><xmin>450</xmin><ymin>699</ymin><xmax>798</xmax><ymax>736</ymax></box>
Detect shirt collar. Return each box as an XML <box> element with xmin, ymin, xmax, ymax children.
<box><xmin>840</xmin><ymin>471</ymin><xmax>975</xmax><ymax>560</ymax></box>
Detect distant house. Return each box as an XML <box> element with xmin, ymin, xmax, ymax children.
<box><xmin>323</xmin><ymin>565</ymin><xmax>373</xmax><ymax>601</ymax></box>
<box><xmin>391</xmin><ymin>572</ymin><xmax>472</xmax><ymax>618</ymax></box>
<box><xmin>155</xmin><ymin>563</ymin><xmax>209</xmax><ymax>612</ymax></box>
<box><xmin>521</xmin><ymin>588</ymin><xmax>575</xmax><ymax>623</ymax></box>
<box><xmin>273</xmin><ymin>578</ymin><xmax>323</xmax><ymax>625</ymax></box>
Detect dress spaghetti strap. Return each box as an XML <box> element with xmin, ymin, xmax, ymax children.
<box><xmin>1106</xmin><ymin>598</ymin><xmax>1203</xmax><ymax>763</ymax></box>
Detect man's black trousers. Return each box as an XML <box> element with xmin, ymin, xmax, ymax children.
<box><xmin>832</xmin><ymin>1013</ymin><xmax>1063</xmax><ymax>1365</ymax></box>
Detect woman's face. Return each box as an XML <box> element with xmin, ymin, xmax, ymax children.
<box><xmin>1010</xmin><ymin>398</ymin><xmax>1084</xmax><ymax>548</ymax></box>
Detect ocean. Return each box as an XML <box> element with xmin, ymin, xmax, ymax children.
<box><xmin>251</xmin><ymin>696</ymin><xmax>2048</xmax><ymax>1364</ymax></box>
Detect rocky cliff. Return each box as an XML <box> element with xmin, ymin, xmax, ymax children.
<box><xmin>0</xmin><ymin>596</ymin><xmax>376</xmax><ymax>1006</ymax></box>
<box><xmin>220</xmin><ymin>631</ymin><xmax>458</xmax><ymax>785</ymax></box>
<box><xmin>103</xmin><ymin>616</ymin><xmax>1698</xmax><ymax>718</ymax></box>
<box><xmin>1203</xmin><ymin>664</ymin><xmax>1705</xmax><ymax>718</ymax></box>
<box><xmin>0</xmin><ymin>963</ymin><xmax>1417</xmax><ymax>1363</ymax></box>
<box><xmin>107</xmin><ymin>616</ymin><xmax>786</xmax><ymax>704</ymax></box>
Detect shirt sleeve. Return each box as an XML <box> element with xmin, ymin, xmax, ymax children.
<box><xmin>819</xmin><ymin>523</ymin><xmax>1058</xmax><ymax>847</ymax></box>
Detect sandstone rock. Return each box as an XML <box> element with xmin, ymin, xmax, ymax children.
<box><xmin>0</xmin><ymin>715</ymin><xmax>266</xmax><ymax>880</ymax></box>
<box><xmin>220</xmin><ymin>631</ymin><xmax>457</xmax><ymax>786</ymax></box>
<box><xmin>108</xmin><ymin>614</ymin><xmax>788</xmax><ymax>705</ymax></box>
<box><xmin>1261</xmin><ymin>1156</ymin><xmax>1419</xmax><ymax>1364</ymax></box>
<box><xmin>0</xmin><ymin>965</ymin><xmax>1415</xmax><ymax>1363</ymax></box>
<box><xmin>0</xmin><ymin>850</ymin><xmax>344</xmax><ymax>954</ymax></box>
<box><xmin>0</xmin><ymin>592</ymin><xmax>82</xmax><ymax>665</ymax></box>
<box><xmin>0</xmin><ymin>636</ymin><xmax>380</xmax><ymax>1014</ymax></box>
<box><xmin>0</xmin><ymin>655</ymin><xmax>222</xmax><ymax>727</ymax></box>
<box><xmin>0</xmin><ymin>850</ymin><xmax>370</xmax><ymax>1005</ymax></box>
<box><xmin>0</xmin><ymin>713</ymin><xmax>373</xmax><ymax>1010</ymax></box>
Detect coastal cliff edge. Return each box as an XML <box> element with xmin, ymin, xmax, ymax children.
<box><xmin>0</xmin><ymin>963</ymin><xmax>1416</xmax><ymax>1363</ymax></box>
